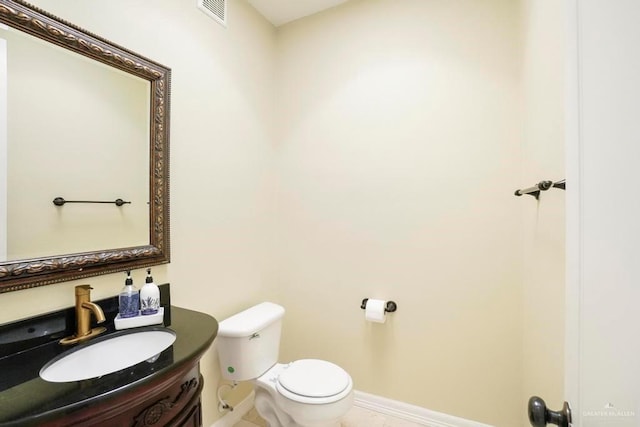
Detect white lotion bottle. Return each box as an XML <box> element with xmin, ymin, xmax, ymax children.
<box><xmin>140</xmin><ymin>268</ymin><xmax>160</xmax><ymax>315</ymax></box>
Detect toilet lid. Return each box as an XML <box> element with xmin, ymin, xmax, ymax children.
<box><xmin>277</xmin><ymin>359</ymin><xmax>351</xmax><ymax>398</ymax></box>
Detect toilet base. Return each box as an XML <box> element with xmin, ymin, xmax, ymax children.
<box><xmin>253</xmin><ymin>368</ymin><xmax>353</xmax><ymax>427</ymax></box>
<box><xmin>255</xmin><ymin>388</ymin><xmax>342</xmax><ymax>427</ymax></box>
<box><xmin>255</xmin><ymin>388</ymin><xmax>296</xmax><ymax>427</ymax></box>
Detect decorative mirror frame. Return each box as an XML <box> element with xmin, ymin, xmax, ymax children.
<box><xmin>0</xmin><ymin>0</ymin><xmax>170</xmax><ymax>293</ymax></box>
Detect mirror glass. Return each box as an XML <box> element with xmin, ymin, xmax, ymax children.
<box><xmin>0</xmin><ymin>0</ymin><xmax>170</xmax><ymax>292</ymax></box>
<box><xmin>1</xmin><ymin>25</ymin><xmax>150</xmax><ymax>261</ymax></box>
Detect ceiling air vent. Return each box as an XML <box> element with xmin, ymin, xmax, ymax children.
<box><xmin>197</xmin><ymin>0</ymin><xmax>227</xmax><ymax>27</ymax></box>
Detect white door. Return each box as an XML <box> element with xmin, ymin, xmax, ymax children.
<box><xmin>560</xmin><ymin>0</ymin><xmax>640</xmax><ymax>426</ymax></box>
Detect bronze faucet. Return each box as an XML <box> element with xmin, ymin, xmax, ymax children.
<box><xmin>60</xmin><ymin>285</ymin><xmax>107</xmax><ymax>345</ymax></box>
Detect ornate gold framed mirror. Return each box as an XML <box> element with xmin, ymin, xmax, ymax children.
<box><xmin>0</xmin><ymin>0</ymin><xmax>170</xmax><ymax>292</ymax></box>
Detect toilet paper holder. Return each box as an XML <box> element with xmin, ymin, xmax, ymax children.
<box><xmin>360</xmin><ymin>298</ymin><xmax>397</xmax><ymax>313</ymax></box>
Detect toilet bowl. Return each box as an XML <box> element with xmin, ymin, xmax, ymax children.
<box><xmin>216</xmin><ymin>302</ymin><xmax>354</xmax><ymax>427</ymax></box>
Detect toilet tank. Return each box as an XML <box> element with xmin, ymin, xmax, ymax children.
<box><xmin>216</xmin><ymin>302</ymin><xmax>285</xmax><ymax>381</ymax></box>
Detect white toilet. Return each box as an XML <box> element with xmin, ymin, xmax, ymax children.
<box><xmin>216</xmin><ymin>302</ymin><xmax>354</xmax><ymax>427</ymax></box>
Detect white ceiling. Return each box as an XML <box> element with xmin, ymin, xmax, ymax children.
<box><xmin>247</xmin><ymin>0</ymin><xmax>350</xmax><ymax>27</ymax></box>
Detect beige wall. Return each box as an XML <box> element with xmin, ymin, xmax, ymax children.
<box><xmin>275</xmin><ymin>0</ymin><xmax>524</xmax><ymax>425</ymax></box>
<box><xmin>0</xmin><ymin>1</ymin><xmax>566</xmax><ymax>426</ymax></box>
<box><xmin>0</xmin><ymin>1</ymin><xmax>277</xmax><ymax>426</ymax></box>
<box><xmin>520</xmin><ymin>0</ymin><xmax>565</xmax><ymax>423</ymax></box>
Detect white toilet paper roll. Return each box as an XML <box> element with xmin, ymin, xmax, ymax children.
<box><xmin>365</xmin><ymin>299</ymin><xmax>386</xmax><ymax>323</ymax></box>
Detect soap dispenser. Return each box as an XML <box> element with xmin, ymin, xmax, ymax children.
<box><xmin>140</xmin><ymin>268</ymin><xmax>160</xmax><ymax>315</ymax></box>
<box><xmin>119</xmin><ymin>270</ymin><xmax>139</xmax><ymax>318</ymax></box>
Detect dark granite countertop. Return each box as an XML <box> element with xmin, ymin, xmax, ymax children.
<box><xmin>0</xmin><ymin>285</ymin><xmax>218</xmax><ymax>426</ymax></box>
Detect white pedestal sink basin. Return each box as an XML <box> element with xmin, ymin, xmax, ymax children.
<box><xmin>40</xmin><ymin>328</ymin><xmax>176</xmax><ymax>383</ymax></box>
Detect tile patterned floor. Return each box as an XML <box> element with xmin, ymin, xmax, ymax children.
<box><xmin>234</xmin><ymin>406</ymin><xmax>424</xmax><ymax>427</ymax></box>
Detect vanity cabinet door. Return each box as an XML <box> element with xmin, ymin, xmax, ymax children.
<box><xmin>131</xmin><ymin>373</ymin><xmax>203</xmax><ymax>427</ymax></box>
<box><xmin>168</xmin><ymin>398</ymin><xmax>202</xmax><ymax>427</ymax></box>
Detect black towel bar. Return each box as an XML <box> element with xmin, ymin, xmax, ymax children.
<box><xmin>53</xmin><ymin>197</ymin><xmax>131</xmax><ymax>206</ymax></box>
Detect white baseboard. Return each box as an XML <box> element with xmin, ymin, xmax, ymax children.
<box><xmin>353</xmin><ymin>391</ymin><xmax>494</xmax><ymax>427</ymax></box>
<box><xmin>210</xmin><ymin>389</ymin><xmax>493</xmax><ymax>427</ymax></box>
<box><xmin>210</xmin><ymin>390</ymin><xmax>255</xmax><ymax>427</ymax></box>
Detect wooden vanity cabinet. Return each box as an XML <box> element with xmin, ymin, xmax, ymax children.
<box><xmin>41</xmin><ymin>360</ymin><xmax>204</xmax><ymax>427</ymax></box>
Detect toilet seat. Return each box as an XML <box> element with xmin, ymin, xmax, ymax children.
<box><xmin>276</xmin><ymin>359</ymin><xmax>352</xmax><ymax>405</ymax></box>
